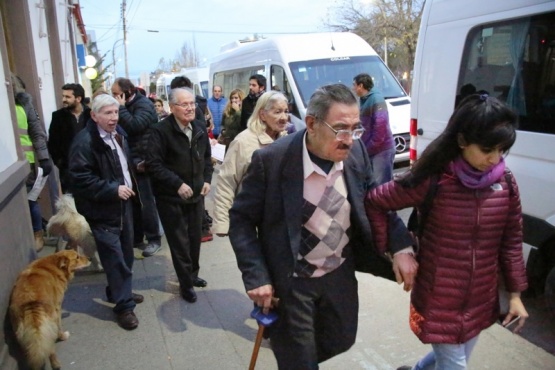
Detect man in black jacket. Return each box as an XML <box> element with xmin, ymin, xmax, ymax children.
<box><xmin>239</xmin><ymin>74</ymin><xmax>266</xmax><ymax>131</ymax></box>
<box><xmin>69</xmin><ymin>94</ymin><xmax>143</xmax><ymax>330</ymax></box>
<box><xmin>169</xmin><ymin>75</ymin><xmax>213</xmax><ymax>242</ymax></box>
<box><xmin>145</xmin><ymin>88</ymin><xmax>214</xmax><ymax>303</ymax></box>
<box><xmin>48</xmin><ymin>83</ymin><xmax>90</xmax><ymax>193</ymax></box>
<box><xmin>112</xmin><ymin>78</ymin><xmax>162</xmax><ymax>257</ymax></box>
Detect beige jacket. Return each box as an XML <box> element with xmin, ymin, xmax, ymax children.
<box><xmin>212</xmin><ymin>129</ymin><xmax>277</xmax><ymax>234</ymax></box>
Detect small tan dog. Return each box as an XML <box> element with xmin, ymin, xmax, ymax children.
<box><xmin>47</xmin><ymin>194</ymin><xmax>103</xmax><ymax>271</ymax></box>
<box><xmin>9</xmin><ymin>250</ymin><xmax>90</xmax><ymax>370</ymax></box>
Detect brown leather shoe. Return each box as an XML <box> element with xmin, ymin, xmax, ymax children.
<box><xmin>106</xmin><ymin>287</ymin><xmax>144</xmax><ymax>304</ymax></box>
<box><xmin>131</xmin><ymin>293</ymin><xmax>144</xmax><ymax>304</ymax></box>
<box><xmin>116</xmin><ymin>310</ymin><xmax>139</xmax><ymax>330</ymax></box>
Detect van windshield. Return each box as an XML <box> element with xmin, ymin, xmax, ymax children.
<box><xmin>289</xmin><ymin>56</ymin><xmax>407</xmax><ymax>108</ymax></box>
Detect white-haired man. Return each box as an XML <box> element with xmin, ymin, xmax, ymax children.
<box><xmin>69</xmin><ymin>94</ymin><xmax>143</xmax><ymax>330</ymax></box>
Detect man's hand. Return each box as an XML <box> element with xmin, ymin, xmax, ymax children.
<box><xmin>200</xmin><ymin>182</ymin><xmax>211</xmax><ymax>196</ymax></box>
<box><xmin>118</xmin><ymin>185</ymin><xmax>135</xmax><ymax>200</ymax></box>
<box><xmin>136</xmin><ymin>161</ymin><xmax>146</xmax><ymax>173</ymax></box>
<box><xmin>247</xmin><ymin>284</ymin><xmax>274</xmax><ymax>314</ymax></box>
<box><xmin>114</xmin><ymin>93</ymin><xmax>126</xmax><ymax>106</ymax></box>
<box><xmin>177</xmin><ymin>183</ymin><xmax>193</xmax><ymax>199</ymax></box>
<box><xmin>38</xmin><ymin>159</ymin><xmax>53</xmax><ymax>176</ymax></box>
<box><xmin>393</xmin><ymin>252</ymin><xmax>418</xmax><ymax>291</ymax></box>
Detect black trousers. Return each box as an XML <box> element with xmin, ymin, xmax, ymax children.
<box><xmin>269</xmin><ymin>259</ymin><xmax>359</xmax><ymax>370</ymax></box>
<box><xmin>155</xmin><ymin>198</ymin><xmax>203</xmax><ymax>289</ymax></box>
<box><xmin>90</xmin><ymin>200</ymin><xmax>135</xmax><ymax>314</ymax></box>
<box><xmin>132</xmin><ymin>173</ymin><xmax>161</xmax><ymax>244</ymax></box>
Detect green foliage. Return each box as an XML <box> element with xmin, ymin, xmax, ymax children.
<box><xmin>87</xmin><ymin>45</ymin><xmax>112</xmax><ymax>93</ymax></box>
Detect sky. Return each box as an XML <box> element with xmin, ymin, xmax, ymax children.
<box><xmin>79</xmin><ymin>0</ymin><xmax>346</xmax><ymax>80</ymax></box>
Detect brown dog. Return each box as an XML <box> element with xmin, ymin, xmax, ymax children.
<box><xmin>9</xmin><ymin>250</ymin><xmax>90</xmax><ymax>370</ymax></box>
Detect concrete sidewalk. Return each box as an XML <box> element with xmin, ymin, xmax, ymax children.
<box><xmin>47</xmin><ymin>233</ymin><xmax>555</xmax><ymax>370</ymax></box>
<box><xmin>41</xmin><ymin>171</ymin><xmax>555</xmax><ymax>370</ymax></box>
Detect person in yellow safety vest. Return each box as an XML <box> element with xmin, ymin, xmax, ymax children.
<box><xmin>12</xmin><ymin>73</ymin><xmax>52</xmax><ymax>252</ymax></box>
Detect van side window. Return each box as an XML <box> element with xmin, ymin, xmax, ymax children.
<box><xmin>271</xmin><ymin>65</ymin><xmax>301</xmax><ymax>119</ymax></box>
<box><xmin>213</xmin><ymin>66</ymin><xmax>265</xmax><ymax>99</ymax></box>
<box><xmin>458</xmin><ymin>11</ymin><xmax>555</xmax><ymax>134</ymax></box>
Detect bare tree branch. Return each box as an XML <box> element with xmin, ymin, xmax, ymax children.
<box><xmin>324</xmin><ymin>0</ymin><xmax>424</xmax><ymax>75</ymax></box>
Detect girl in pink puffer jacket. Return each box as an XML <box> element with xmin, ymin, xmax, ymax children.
<box><xmin>365</xmin><ymin>94</ymin><xmax>529</xmax><ymax>370</ymax></box>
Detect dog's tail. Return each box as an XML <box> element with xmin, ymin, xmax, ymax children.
<box><xmin>54</xmin><ymin>193</ymin><xmax>78</xmax><ymax>212</ymax></box>
<box><xmin>12</xmin><ymin>302</ymin><xmax>59</xmax><ymax>369</ymax></box>
<box><xmin>47</xmin><ymin>195</ymin><xmax>78</xmax><ymax>235</ymax></box>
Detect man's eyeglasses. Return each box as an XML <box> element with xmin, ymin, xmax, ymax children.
<box><xmin>173</xmin><ymin>102</ymin><xmax>197</xmax><ymax>109</ymax></box>
<box><xmin>320</xmin><ymin>119</ymin><xmax>365</xmax><ymax>141</ymax></box>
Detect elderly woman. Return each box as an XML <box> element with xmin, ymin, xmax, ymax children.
<box><xmin>212</xmin><ymin>91</ymin><xmax>289</xmax><ymax>236</ymax></box>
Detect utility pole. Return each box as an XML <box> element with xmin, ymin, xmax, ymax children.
<box><xmin>121</xmin><ymin>0</ymin><xmax>129</xmax><ymax>78</ymax></box>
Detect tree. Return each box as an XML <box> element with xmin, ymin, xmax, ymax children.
<box><xmin>150</xmin><ymin>41</ymin><xmax>202</xmax><ymax>90</ymax></box>
<box><xmin>176</xmin><ymin>41</ymin><xmax>200</xmax><ymax>69</ymax></box>
<box><xmin>325</xmin><ymin>0</ymin><xmax>424</xmax><ymax>78</ymax></box>
<box><xmin>88</xmin><ymin>47</ymin><xmax>112</xmax><ymax>93</ymax></box>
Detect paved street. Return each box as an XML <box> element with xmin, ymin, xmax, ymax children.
<box><xmin>34</xmin><ymin>166</ymin><xmax>555</xmax><ymax>369</ymax></box>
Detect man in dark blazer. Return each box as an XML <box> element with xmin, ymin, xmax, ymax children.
<box><xmin>229</xmin><ymin>84</ymin><xmax>417</xmax><ymax>369</ymax></box>
<box><xmin>48</xmin><ymin>83</ymin><xmax>91</xmax><ymax>193</ymax></box>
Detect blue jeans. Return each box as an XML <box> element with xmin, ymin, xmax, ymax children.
<box><xmin>90</xmin><ymin>200</ymin><xmax>135</xmax><ymax>314</ymax></box>
<box><xmin>369</xmin><ymin>146</ymin><xmax>395</xmax><ymax>186</ymax></box>
<box><xmin>28</xmin><ymin>200</ymin><xmax>43</xmax><ymax>232</ymax></box>
<box><xmin>414</xmin><ymin>335</ymin><xmax>479</xmax><ymax>370</ymax></box>
<box><xmin>26</xmin><ymin>164</ymin><xmax>43</xmax><ymax>232</ymax></box>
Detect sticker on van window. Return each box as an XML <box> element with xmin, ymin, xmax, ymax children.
<box><xmin>331</xmin><ymin>57</ymin><xmax>350</xmax><ymax>61</ymax></box>
<box><xmin>298</xmin><ymin>67</ymin><xmax>307</xmax><ymax>72</ymax></box>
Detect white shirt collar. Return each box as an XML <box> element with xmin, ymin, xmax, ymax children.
<box><xmin>97</xmin><ymin>126</ymin><xmax>117</xmax><ymax>139</ymax></box>
<box><xmin>302</xmin><ymin>132</ymin><xmax>343</xmax><ymax>180</ymax></box>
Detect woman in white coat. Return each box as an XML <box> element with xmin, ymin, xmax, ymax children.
<box><xmin>212</xmin><ymin>91</ymin><xmax>289</xmax><ymax>236</ymax></box>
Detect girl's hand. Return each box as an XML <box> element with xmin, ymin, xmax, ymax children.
<box><xmin>504</xmin><ymin>293</ymin><xmax>529</xmax><ymax>334</ymax></box>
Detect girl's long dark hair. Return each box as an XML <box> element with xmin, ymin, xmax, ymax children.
<box><xmin>398</xmin><ymin>94</ymin><xmax>518</xmax><ymax>187</ymax></box>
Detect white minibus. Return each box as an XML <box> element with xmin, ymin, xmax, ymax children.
<box><xmin>209</xmin><ymin>32</ymin><xmax>411</xmax><ymax>162</ymax></box>
<box><xmin>156</xmin><ymin>67</ymin><xmax>209</xmax><ymax>102</ymax></box>
<box><xmin>411</xmin><ymin>0</ymin><xmax>555</xmax><ymax>311</ymax></box>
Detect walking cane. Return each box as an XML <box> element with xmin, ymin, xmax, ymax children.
<box><xmin>248</xmin><ymin>299</ymin><xmax>279</xmax><ymax>370</ymax></box>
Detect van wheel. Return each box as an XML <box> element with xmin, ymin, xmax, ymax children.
<box><xmin>546</xmin><ymin>267</ymin><xmax>555</xmax><ymax>317</ymax></box>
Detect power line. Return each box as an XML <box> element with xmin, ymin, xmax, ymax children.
<box><xmin>86</xmin><ymin>24</ymin><xmax>323</xmax><ymax>35</ymax></box>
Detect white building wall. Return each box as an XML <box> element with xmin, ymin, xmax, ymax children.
<box><xmin>55</xmin><ymin>0</ymin><xmax>77</xmax><ymax>83</ymax></box>
<box><xmin>26</xmin><ymin>0</ymin><xmax>57</xmax><ymax>132</ymax></box>
<box><xmin>0</xmin><ymin>51</ymin><xmax>17</xmax><ymax>173</ymax></box>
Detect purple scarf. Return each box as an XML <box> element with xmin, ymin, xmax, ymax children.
<box><xmin>450</xmin><ymin>156</ymin><xmax>506</xmax><ymax>189</ymax></box>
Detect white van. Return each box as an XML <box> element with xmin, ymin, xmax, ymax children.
<box><xmin>156</xmin><ymin>67</ymin><xmax>209</xmax><ymax>102</ymax></box>
<box><xmin>209</xmin><ymin>32</ymin><xmax>411</xmax><ymax>162</ymax></box>
<box><xmin>411</xmin><ymin>0</ymin><xmax>555</xmax><ymax>310</ymax></box>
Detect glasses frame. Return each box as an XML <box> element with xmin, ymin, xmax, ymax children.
<box><xmin>319</xmin><ymin>119</ymin><xmax>365</xmax><ymax>141</ymax></box>
<box><xmin>173</xmin><ymin>102</ymin><xmax>198</xmax><ymax>109</ymax></box>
